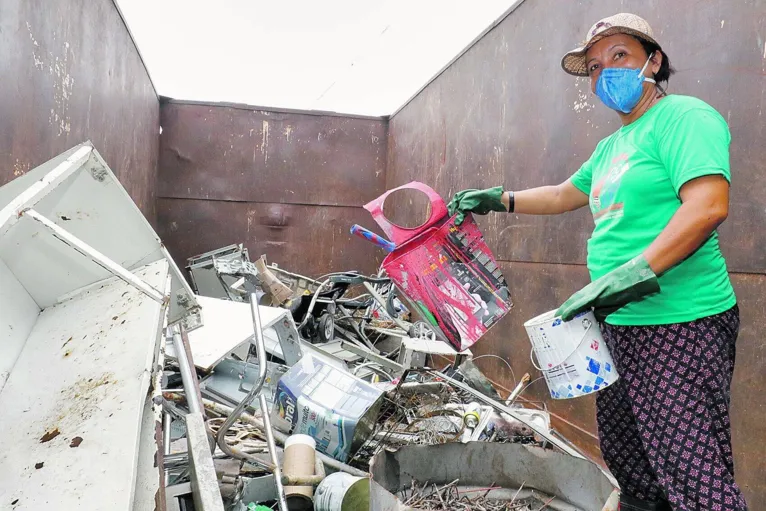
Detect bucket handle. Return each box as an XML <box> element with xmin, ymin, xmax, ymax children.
<box><xmin>530</xmin><ymin>317</ymin><xmax>593</xmax><ymax>372</ymax></box>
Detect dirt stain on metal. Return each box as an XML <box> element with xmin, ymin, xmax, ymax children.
<box><xmin>62</xmin><ymin>336</ymin><xmax>73</xmax><ymax>348</ymax></box>
<box><xmin>34</xmin><ymin>462</ymin><xmax>44</xmax><ymax>469</ymax></box>
<box><xmin>40</xmin><ymin>428</ymin><xmax>60</xmax><ymax>443</ymax></box>
<box><xmin>41</xmin><ymin>372</ymin><xmax>116</xmax><ymax>437</ymax></box>
<box><xmin>70</xmin><ymin>436</ymin><xmax>83</xmax><ymax>448</ymax></box>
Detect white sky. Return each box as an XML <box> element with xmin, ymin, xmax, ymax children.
<box><xmin>116</xmin><ymin>0</ymin><xmax>517</xmax><ymax>116</ymax></box>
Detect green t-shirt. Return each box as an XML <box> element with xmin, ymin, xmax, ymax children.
<box><xmin>570</xmin><ymin>95</ymin><xmax>736</xmax><ymax>326</ymax></box>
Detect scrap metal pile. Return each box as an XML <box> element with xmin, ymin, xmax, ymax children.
<box><xmin>0</xmin><ymin>147</ymin><xmax>616</xmax><ymax>511</ymax></box>
<box><xmin>160</xmin><ymin>243</ymin><xmax>563</xmax><ymax>511</ymax></box>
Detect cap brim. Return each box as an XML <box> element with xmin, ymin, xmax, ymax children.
<box><xmin>560</xmin><ymin>26</ymin><xmax>661</xmax><ymax>77</ymax></box>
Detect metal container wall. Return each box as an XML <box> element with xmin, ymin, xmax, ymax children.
<box><xmin>157</xmin><ymin>101</ymin><xmax>389</xmax><ymax>277</ymax></box>
<box><xmin>0</xmin><ymin>0</ymin><xmax>160</xmax><ymax>225</ymax></box>
<box><xmin>386</xmin><ymin>0</ymin><xmax>766</xmax><ymax>504</ymax></box>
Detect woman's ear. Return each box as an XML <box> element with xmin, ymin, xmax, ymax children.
<box><xmin>650</xmin><ymin>51</ymin><xmax>663</xmax><ymax>75</ymax></box>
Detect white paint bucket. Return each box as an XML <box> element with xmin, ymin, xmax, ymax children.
<box><xmin>314</xmin><ymin>472</ymin><xmax>369</xmax><ymax>511</ymax></box>
<box><xmin>523</xmin><ymin>310</ymin><xmax>618</xmax><ymax>399</ymax></box>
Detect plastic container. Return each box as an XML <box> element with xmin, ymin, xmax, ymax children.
<box><xmin>364</xmin><ymin>181</ymin><xmax>511</xmax><ymax>352</ymax></box>
<box><xmin>524</xmin><ymin>310</ymin><xmax>618</xmax><ymax>399</ymax></box>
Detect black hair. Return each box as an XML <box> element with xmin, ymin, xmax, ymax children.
<box><xmin>638</xmin><ymin>38</ymin><xmax>675</xmax><ymax>85</ymax></box>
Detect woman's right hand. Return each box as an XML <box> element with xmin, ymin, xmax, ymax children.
<box><xmin>447</xmin><ymin>186</ymin><xmax>507</xmax><ymax>225</ymax></box>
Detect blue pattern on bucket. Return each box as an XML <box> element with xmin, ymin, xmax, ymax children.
<box><xmin>587</xmin><ymin>358</ymin><xmax>601</xmax><ymax>375</ymax></box>
<box><xmin>583</xmin><ymin>386</ymin><xmax>593</xmax><ymax>393</ymax></box>
<box><xmin>595</xmin><ymin>376</ymin><xmax>604</xmax><ymax>385</ymax></box>
<box><xmin>605</xmin><ymin>362</ymin><xmax>612</xmax><ymax>372</ymax></box>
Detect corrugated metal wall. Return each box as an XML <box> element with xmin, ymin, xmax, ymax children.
<box><xmin>157</xmin><ymin>101</ymin><xmax>388</xmax><ymax>277</ymax></box>
<box><xmin>386</xmin><ymin>0</ymin><xmax>766</xmax><ymax>504</ymax></box>
<box><xmin>0</xmin><ymin>0</ymin><xmax>160</xmax><ymax>225</ymax></box>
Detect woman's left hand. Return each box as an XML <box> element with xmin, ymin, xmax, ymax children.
<box><xmin>555</xmin><ymin>255</ymin><xmax>660</xmax><ymax>322</ymax></box>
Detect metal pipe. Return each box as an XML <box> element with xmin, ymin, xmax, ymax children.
<box><xmin>259</xmin><ymin>392</ymin><xmax>288</xmax><ymax>510</ymax></box>
<box><xmin>215</xmin><ymin>295</ymin><xmax>288</xmax><ymax>511</ymax></box>
<box><xmin>163</xmin><ymin>413</ymin><xmax>172</xmax><ymax>480</ymax></box>
<box><xmin>165</xmin><ymin>393</ymin><xmax>368</xmax><ymax>478</ymax></box>
<box><xmin>171</xmin><ymin>326</ymin><xmax>201</xmax><ymax>414</ymax></box>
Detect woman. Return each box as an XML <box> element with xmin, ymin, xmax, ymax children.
<box><xmin>448</xmin><ymin>13</ymin><xmax>747</xmax><ymax>511</ymax></box>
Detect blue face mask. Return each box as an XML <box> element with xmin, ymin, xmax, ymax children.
<box><xmin>595</xmin><ymin>54</ymin><xmax>656</xmax><ymax>114</ymax></box>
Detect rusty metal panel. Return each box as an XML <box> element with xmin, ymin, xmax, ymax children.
<box><xmin>387</xmin><ymin>0</ymin><xmax>766</xmax><ymax>273</ymax></box>
<box><xmin>0</xmin><ymin>0</ymin><xmax>159</xmax><ymax>225</ymax></box>
<box><xmin>157</xmin><ymin>198</ymin><xmax>383</xmax><ymax>279</ymax></box>
<box><xmin>158</xmin><ymin>101</ymin><xmax>387</xmax><ymax>207</ymax></box>
<box><xmin>727</xmin><ymin>273</ymin><xmax>766</xmax><ymax>503</ymax></box>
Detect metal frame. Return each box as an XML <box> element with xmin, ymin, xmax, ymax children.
<box><xmin>23</xmin><ymin>208</ymin><xmax>165</xmax><ymax>302</ymax></box>
<box><xmin>215</xmin><ymin>294</ymin><xmax>289</xmax><ymax>511</ymax></box>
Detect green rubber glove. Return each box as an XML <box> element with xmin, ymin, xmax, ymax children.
<box><xmin>447</xmin><ymin>186</ymin><xmax>507</xmax><ymax>226</ymax></box>
<box><xmin>555</xmin><ymin>255</ymin><xmax>660</xmax><ymax>322</ymax></box>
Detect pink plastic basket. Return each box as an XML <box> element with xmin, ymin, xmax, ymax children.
<box><xmin>364</xmin><ymin>182</ymin><xmax>512</xmax><ymax>351</ymax></box>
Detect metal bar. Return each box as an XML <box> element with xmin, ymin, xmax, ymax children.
<box><xmin>0</xmin><ymin>146</ymin><xmax>92</xmax><ymax>236</ymax></box>
<box><xmin>163</xmin><ymin>413</ymin><xmax>172</xmax><ymax>480</ymax></box>
<box><xmin>336</xmin><ymin>305</ymin><xmax>378</xmax><ymax>351</ymax></box>
<box><xmin>168</xmin><ymin>324</ymin><xmax>224</xmax><ymax>510</ymax></box>
<box><xmin>186</xmin><ymin>412</ymin><xmax>225</xmax><ymax>511</ymax></box>
<box><xmin>340</xmin><ymin>340</ymin><xmax>404</xmax><ymax>373</ymax></box>
<box><xmin>180</xmin><ymin>327</ymin><xmax>207</xmax><ymax>417</ymax></box>
<box><xmin>22</xmin><ymin>208</ymin><xmax>165</xmax><ymax>303</ymax></box>
<box><xmin>429</xmin><ymin>370</ymin><xmax>583</xmax><ymax>458</ymax></box>
<box><xmin>259</xmin><ymin>392</ymin><xmax>288</xmax><ymax>510</ymax></box>
<box><xmin>171</xmin><ymin>326</ymin><xmax>201</xmax><ymax>414</ymax></box>
<box><xmin>362</xmin><ymin>281</ymin><xmax>411</xmax><ymax>331</ymax></box>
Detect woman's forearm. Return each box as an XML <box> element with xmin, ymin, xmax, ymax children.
<box><xmin>643</xmin><ymin>201</ymin><xmax>727</xmax><ymax>275</ymax></box>
<box><xmin>502</xmin><ymin>181</ymin><xmax>589</xmax><ymax>215</ymax></box>
<box><xmin>643</xmin><ymin>176</ymin><xmax>729</xmax><ymax>275</ymax></box>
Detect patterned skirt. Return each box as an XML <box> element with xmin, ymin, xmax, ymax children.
<box><xmin>596</xmin><ymin>306</ymin><xmax>748</xmax><ymax>511</ymax></box>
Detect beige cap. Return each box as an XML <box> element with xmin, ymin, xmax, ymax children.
<box><xmin>561</xmin><ymin>13</ymin><xmax>660</xmax><ymax>76</ymax></box>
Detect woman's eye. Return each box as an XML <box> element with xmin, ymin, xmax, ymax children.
<box><xmin>614</xmin><ymin>51</ymin><xmax>626</xmax><ymax>60</ymax></box>
<box><xmin>589</xmin><ymin>63</ymin><xmax>600</xmax><ymax>73</ymax></box>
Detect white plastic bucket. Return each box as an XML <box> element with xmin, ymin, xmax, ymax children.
<box><xmin>523</xmin><ymin>310</ymin><xmax>618</xmax><ymax>399</ymax></box>
<box><xmin>314</xmin><ymin>472</ymin><xmax>369</xmax><ymax>511</ymax></box>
